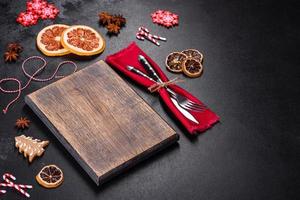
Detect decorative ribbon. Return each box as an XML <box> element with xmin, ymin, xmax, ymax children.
<box><xmin>0</xmin><ymin>56</ymin><xmax>77</xmax><ymax>114</ymax></box>
<box><xmin>0</xmin><ymin>173</ymin><xmax>32</xmax><ymax>198</ymax></box>
<box><xmin>136</xmin><ymin>26</ymin><xmax>166</xmax><ymax>46</ymax></box>
<box><xmin>148</xmin><ymin>77</ymin><xmax>184</xmax><ymax>93</ymax></box>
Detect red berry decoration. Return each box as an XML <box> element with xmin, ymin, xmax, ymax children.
<box><xmin>151</xmin><ymin>10</ymin><xmax>179</xmax><ymax>28</ymax></box>
<box><xmin>16</xmin><ymin>11</ymin><xmax>39</xmax><ymax>27</ymax></box>
<box><xmin>26</xmin><ymin>0</ymin><xmax>47</xmax><ymax>15</ymax></box>
<box><xmin>40</xmin><ymin>4</ymin><xmax>59</xmax><ymax>19</ymax></box>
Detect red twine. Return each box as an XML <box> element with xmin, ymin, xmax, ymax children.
<box><xmin>0</xmin><ymin>173</ymin><xmax>32</xmax><ymax>198</ymax></box>
<box><xmin>0</xmin><ymin>56</ymin><xmax>77</xmax><ymax>114</ymax></box>
<box><xmin>148</xmin><ymin>77</ymin><xmax>184</xmax><ymax>93</ymax></box>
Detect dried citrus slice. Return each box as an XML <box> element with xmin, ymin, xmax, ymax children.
<box><xmin>36</xmin><ymin>164</ymin><xmax>64</xmax><ymax>189</ymax></box>
<box><xmin>165</xmin><ymin>52</ymin><xmax>187</xmax><ymax>73</ymax></box>
<box><xmin>37</xmin><ymin>24</ymin><xmax>70</xmax><ymax>56</ymax></box>
<box><xmin>182</xmin><ymin>49</ymin><xmax>203</xmax><ymax>63</ymax></box>
<box><xmin>182</xmin><ymin>59</ymin><xmax>203</xmax><ymax>78</ymax></box>
<box><xmin>61</xmin><ymin>25</ymin><xmax>105</xmax><ymax>56</ymax></box>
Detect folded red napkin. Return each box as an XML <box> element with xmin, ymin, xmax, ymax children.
<box><xmin>106</xmin><ymin>42</ymin><xmax>219</xmax><ymax>134</ymax></box>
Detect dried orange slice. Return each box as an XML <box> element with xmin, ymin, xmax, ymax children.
<box><xmin>182</xmin><ymin>49</ymin><xmax>203</xmax><ymax>63</ymax></box>
<box><xmin>182</xmin><ymin>59</ymin><xmax>203</xmax><ymax>78</ymax></box>
<box><xmin>37</xmin><ymin>24</ymin><xmax>70</xmax><ymax>56</ymax></box>
<box><xmin>165</xmin><ymin>52</ymin><xmax>187</xmax><ymax>73</ymax></box>
<box><xmin>36</xmin><ymin>164</ymin><xmax>64</xmax><ymax>189</ymax></box>
<box><xmin>61</xmin><ymin>25</ymin><xmax>105</xmax><ymax>56</ymax></box>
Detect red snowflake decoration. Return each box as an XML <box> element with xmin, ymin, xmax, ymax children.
<box><xmin>16</xmin><ymin>11</ymin><xmax>39</xmax><ymax>27</ymax></box>
<box><xmin>16</xmin><ymin>0</ymin><xmax>60</xmax><ymax>27</ymax></box>
<box><xmin>151</xmin><ymin>10</ymin><xmax>179</xmax><ymax>28</ymax></box>
<box><xmin>40</xmin><ymin>4</ymin><xmax>59</xmax><ymax>19</ymax></box>
<box><xmin>26</xmin><ymin>0</ymin><xmax>47</xmax><ymax>15</ymax></box>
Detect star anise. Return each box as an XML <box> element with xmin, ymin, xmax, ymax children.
<box><xmin>99</xmin><ymin>12</ymin><xmax>112</xmax><ymax>25</ymax></box>
<box><xmin>106</xmin><ymin>23</ymin><xmax>121</xmax><ymax>34</ymax></box>
<box><xmin>4</xmin><ymin>51</ymin><xmax>19</xmax><ymax>62</ymax></box>
<box><xmin>99</xmin><ymin>12</ymin><xmax>126</xmax><ymax>35</ymax></box>
<box><xmin>111</xmin><ymin>15</ymin><xmax>126</xmax><ymax>27</ymax></box>
<box><xmin>3</xmin><ymin>42</ymin><xmax>23</xmax><ymax>62</ymax></box>
<box><xmin>7</xmin><ymin>42</ymin><xmax>23</xmax><ymax>53</ymax></box>
<box><xmin>15</xmin><ymin>117</ymin><xmax>31</xmax><ymax>129</ymax></box>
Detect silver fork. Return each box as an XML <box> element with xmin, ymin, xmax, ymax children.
<box><xmin>138</xmin><ymin>55</ymin><xmax>207</xmax><ymax>112</ymax></box>
<box><xmin>127</xmin><ymin>65</ymin><xmax>206</xmax><ymax>112</ymax></box>
<box><xmin>166</xmin><ymin>88</ymin><xmax>206</xmax><ymax>112</ymax></box>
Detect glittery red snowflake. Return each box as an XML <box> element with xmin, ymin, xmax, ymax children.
<box><xmin>151</xmin><ymin>10</ymin><xmax>179</xmax><ymax>28</ymax></box>
<box><xmin>16</xmin><ymin>0</ymin><xmax>60</xmax><ymax>27</ymax></box>
<box><xmin>16</xmin><ymin>11</ymin><xmax>39</xmax><ymax>27</ymax></box>
<box><xmin>26</xmin><ymin>0</ymin><xmax>47</xmax><ymax>15</ymax></box>
<box><xmin>40</xmin><ymin>4</ymin><xmax>59</xmax><ymax>19</ymax></box>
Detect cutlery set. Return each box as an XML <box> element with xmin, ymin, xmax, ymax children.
<box><xmin>127</xmin><ymin>55</ymin><xmax>207</xmax><ymax>124</ymax></box>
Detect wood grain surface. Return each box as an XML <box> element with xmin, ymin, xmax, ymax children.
<box><xmin>25</xmin><ymin>61</ymin><xmax>178</xmax><ymax>185</ymax></box>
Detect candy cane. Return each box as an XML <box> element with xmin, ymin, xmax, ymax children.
<box><xmin>0</xmin><ymin>173</ymin><xmax>32</xmax><ymax>198</ymax></box>
<box><xmin>136</xmin><ymin>26</ymin><xmax>166</xmax><ymax>45</ymax></box>
<box><xmin>136</xmin><ymin>26</ymin><xmax>166</xmax><ymax>46</ymax></box>
<box><xmin>138</xmin><ymin>27</ymin><xmax>167</xmax><ymax>41</ymax></box>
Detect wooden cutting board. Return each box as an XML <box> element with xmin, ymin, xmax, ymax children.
<box><xmin>25</xmin><ymin>61</ymin><xmax>178</xmax><ymax>185</ymax></box>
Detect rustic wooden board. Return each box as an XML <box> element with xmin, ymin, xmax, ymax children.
<box><xmin>25</xmin><ymin>60</ymin><xmax>178</xmax><ymax>185</ymax></box>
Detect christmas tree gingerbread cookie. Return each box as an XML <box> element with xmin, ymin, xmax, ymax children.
<box><xmin>15</xmin><ymin>135</ymin><xmax>49</xmax><ymax>163</ymax></box>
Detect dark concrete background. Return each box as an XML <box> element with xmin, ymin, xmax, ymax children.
<box><xmin>0</xmin><ymin>0</ymin><xmax>299</xmax><ymax>199</ymax></box>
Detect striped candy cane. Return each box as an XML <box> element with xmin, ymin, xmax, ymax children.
<box><xmin>136</xmin><ymin>26</ymin><xmax>166</xmax><ymax>46</ymax></box>
<box><xmin>0</xmin><ymin>173</ymin><xmax>32</xmax><ymax>198</ymax></box>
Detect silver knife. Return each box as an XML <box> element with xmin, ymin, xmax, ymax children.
<box><xmin>127</xmin><ymin>65</ymin><xmax>199</xmax><ymax>124</ymax></box>
<box><xmin>170</xmin><ymin>97</ymin><xmax>199</xmax><ymax>124</ymax></box>
<box><xmin>138</xmin><ymin>55</ymin><xmax>161</xmax><ymax>82</ymax></box>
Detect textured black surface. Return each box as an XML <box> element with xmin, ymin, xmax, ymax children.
<box><xmin>0</xmin><ymin>0</ymin><xmax>299</xmax><ymax>199</ymax></box>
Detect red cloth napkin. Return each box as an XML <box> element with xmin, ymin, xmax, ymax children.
<box><xmin>106</xmin><ymin>42</ymin><xmax>219</xmax><ymax>134</ymax></box>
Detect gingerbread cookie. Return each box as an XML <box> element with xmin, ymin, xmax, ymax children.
<box><xmin>15</xmin><ymin>135</ymin><xmax>49</xmax><ymax>163</ymax></box>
